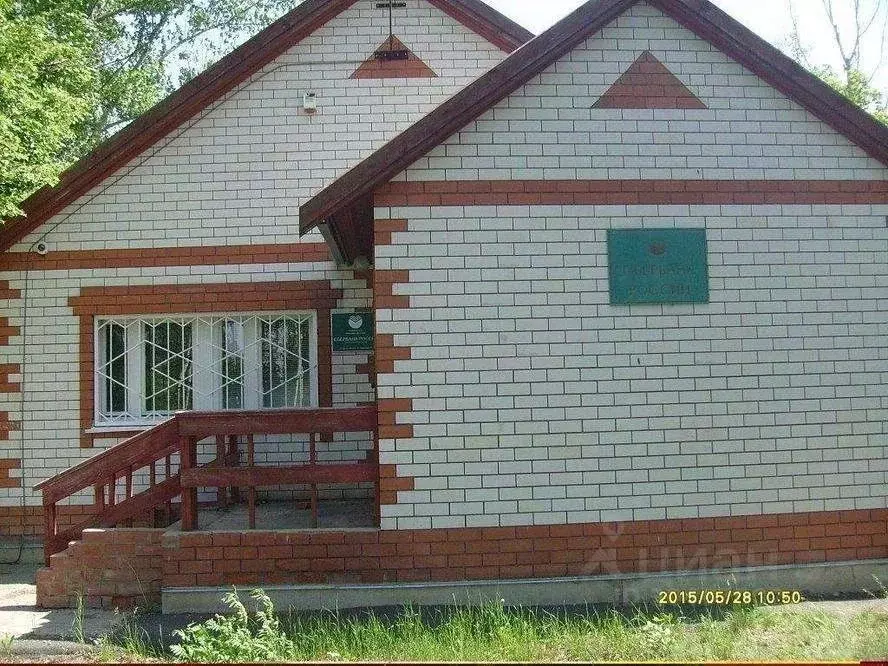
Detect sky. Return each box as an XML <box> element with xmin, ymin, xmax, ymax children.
<box><xmin>481</xmin><ymin>0</ymin><xmax>888</xmax><ymax>90</ymax></box>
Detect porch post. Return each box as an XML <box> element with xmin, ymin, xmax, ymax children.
<box><xmin>180</xmin><ymin>436</ymin><xmax>198</xmax><ymax>531</ymax></box>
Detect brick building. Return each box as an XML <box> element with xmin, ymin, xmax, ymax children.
<box><xmin>2</xmin><ymin>0</ymin><xmax>887</xmax><ymax>610</ymax></box>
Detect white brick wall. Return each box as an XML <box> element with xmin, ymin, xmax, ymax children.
<box><xmin>0</xmin><ymin>0</ymin><xmax>511</xmax><ymax>509</ymax></box>
<box><xmin>375</xmin><ymin>204</ymin><xmax>888</xmax><ymax>529</ymax></box>
<box><xmin>12</xmin><ymin>0</ymin><xmax>505</xmax><ymax>253</ymax></box>
<box><xmin>371</xmin><ymin>0</ymin><xmax>888</xmax><ymax>530</ymax></box>
<box><xmin>401</xmin><ymin>2</ymin><xmax>887</xmax><ymax>183</ymax></box>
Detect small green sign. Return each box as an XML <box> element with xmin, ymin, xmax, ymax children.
<box><xmin>608</xmin><ymin>229</ymin><xmax>709</xmax><ymax>304</ymax></box>
<box><xmin>332</xmin><ymin>311</ymin><xmax>373</xmax><ymax>352</ymax></box>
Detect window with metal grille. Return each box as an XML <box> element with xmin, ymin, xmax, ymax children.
<box><xmin>94</xmin><ymin>313</ymin><xmax>317</xmax><ymax>426</ymax></box>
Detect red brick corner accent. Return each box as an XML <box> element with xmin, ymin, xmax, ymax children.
<box><xmin>36</xmin><ymin>528</ymin><xmax>164</xmax><ymax>610</ymax></box>
<box><xmin>0</xmin><ymin>316</ymin><xmax>20</xmax><ymax>346</ymax></box>
<box><xmin>378</xmin><ymin>398</ymin><xmax>416</xmax><ymax>505</ymax></box>
<box><xmin>0</xmin><ymin>281</ymin><xmax>21</xmax><ymax>300</ymax></box>
<box><xmin>593</xmin><ymin>51</ymin><xmax>707</xmax><ymax>110</ymax></box>
<box><xmin>0</xmin><ymin>458</ymin><xmax>21</xmax><ymax>488</ymax></box>
<box><xmin>351</xmin><ymin>36</ymin><xmax>437</xmax><ymax>79</ymax></box>
<box><xmin>373</xmin><ymin>218</ymin><xmax>416</xmax><ymax>506</ymax></box>
<box><xmin>374</xmin><ymin>270</ymin><xmax>410</xmax><ymax>310</ymax></box>
<box><xmin>0</xmin><ymin>280</ymin><xmax>22</xmax><ymax>491</ymax></box>
<box><xmin>0</xmin><ymin>363</ymin><xmax>21</xmax><ymax>393</ymax></box>
<box><xmin>69</xmin><ymin>280</ymin><xmax>343</xmax><ymax>448</ymax></box>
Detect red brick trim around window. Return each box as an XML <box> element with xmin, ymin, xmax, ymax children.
<box><xmin>373</xmin><ymin>179</ymin><xmax>888</xmax><ymax>207</ymax></box>
<box><xmin>162</xmin><ymin>507</ymin><xmax>888</xmax><ymax>587</ymax></box>
<box><xmin>69</xmin><ymin>281</ymin><xmax>343</xmax><ymax>448</ymax></box>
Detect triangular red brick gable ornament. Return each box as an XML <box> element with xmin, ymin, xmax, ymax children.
<box><xmin>350</xmin><ymin>36</ymin><xmax>437</xmax><ymax>79</ymax></box>
<box><xmin>593</xmin><ymin>51</ymin><xmax>707</xmax><ymax>109</ymax></box>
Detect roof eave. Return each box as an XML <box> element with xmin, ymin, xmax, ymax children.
<box><xmin>649</xmin><ymin>0</ymin><xmax>888</xmax><ymax>165</ymax></box>
<box><xmin>427</xmin><ymin>0</ymin><xmax>534</xmax><ymax>51</ymax></box>
<box><xmin>0</xmin><ymin>0</ymin><xmax>535</xmax><ymax>253</ymax></box>
<box><xmin>299</xmin><ymin>0</ymin><xmax>638</xmax><ymax>233</ymax></box>
<box><xmin>301</xmin><ymin>0</ymin><xmax>888</xmax><ymax>238</ymax></box>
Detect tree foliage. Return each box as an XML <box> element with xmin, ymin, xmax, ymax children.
<box><xmin>0</xmin><ymin>0</ymin><xmax>97</xmax><ymax>218</ymax></box>
<box><xmin>24</xmin><ymin>0</ymin><xmax>302</xmax><ymax>152</ymax></box>
<box><xmin>789</xmin><ymin>0</ymin><xmax>888</xmax><ymax>124</ymax></box>
<box><xmin>1</xmin><ymin>0</ymin><xmax>300</xmax><ymax>217</ymax></box>
<box><xmin>813</xmin><ymin>65</ymin><xmax>888</xmax><ymax>124</ymax></box>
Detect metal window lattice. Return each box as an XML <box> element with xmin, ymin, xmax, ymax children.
<box><xmin>96</xmin><ymin>314</ymin><xmax>314</xmax><ymax>425</ymax></box>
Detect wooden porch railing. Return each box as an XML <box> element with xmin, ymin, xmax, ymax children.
<box><xmin>34</xmin><ymin>406</ymin><xmax>378</xmax><ymax>565</ymax></box>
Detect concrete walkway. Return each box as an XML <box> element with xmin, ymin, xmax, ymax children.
<box><xmin>0</xmin><ymin>563</ymin><xmax>120</xmax><ymax>642</ymax></box>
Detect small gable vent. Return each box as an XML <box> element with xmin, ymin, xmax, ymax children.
<box><xmin>351</xmin><ymin>36</ymin><xmax>437</xmax><ymax>79</ymax></box>
<box><xmin>352</xmin><ymin>1</ymin><xmax>436</xmax><ymax>79</ymax></box>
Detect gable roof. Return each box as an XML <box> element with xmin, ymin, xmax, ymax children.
<box><xmin>300</xmin><ymin>0</ymin><xmax>888</xmax><ymax>257</ymax></box>
<box><xmin>0</xmin><ymin>0</ymin><xmax>532</xmax><ymax>253</ymax></box>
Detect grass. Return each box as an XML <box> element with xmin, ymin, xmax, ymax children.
<box><xmin>96</xmin><ymin>610</ymin><xmax>168</xmax><ymax>664</ymax></box>
<box><xmin>114</xmin><ymin>588</ymin><xmax>888</xmax><ymax>663</ymax></box>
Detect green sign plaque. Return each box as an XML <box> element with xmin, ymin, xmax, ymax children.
<box><xmin>331</xmin><ymin>311</ymin><xmax>373</xmax><ymax>352</ymax></box>
<box><xmin>608</xmin><ymin>229</ymin><xmax>709</xmax><ymax>304</ymax></box>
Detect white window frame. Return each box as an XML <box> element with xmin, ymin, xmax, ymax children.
<box><xmin>92</xmin><ymin>311</ymin><xmax>319</xmax><ymax>428</ymax></box>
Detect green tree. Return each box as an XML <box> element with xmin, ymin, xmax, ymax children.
<box><xmin>813</xmin><ymin>66</ymin><xmax>888</xmax><ymax>124</ymax></box>
<box><xmin>1</xmin><ymin>0</ymin><xmax>301</xmax><ymax>217</ymax></box>
<box><xmin>0</xmin><ymin>0</ymin><xmax>97</xmax><ymax>218</ymax></box>
<box><xmin>789</xmin><ymin>0</ymin><xmax>888</xmax><ymax>124</ymax></box>
<box><xmin>34</xmin><ymin>0</ymin><xmax>303</xmax><ymax>152</ymax></box>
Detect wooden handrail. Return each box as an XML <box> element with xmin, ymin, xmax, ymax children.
<box><xmin>35</xmin><ymin>419</ymin><xmax>179</xmax><ymax>502</ymax></box>
<box><xmin>34</xmin><ymin>407</ymin><xmax>376</xmax><ymax>497</ymax></box>
<box><xmin>182</xmin><ymin>462</ymin><xmax>377</xmax><ymax>487</ymax></box>
<box><xmin>35</xmin><ymin>405</ymin><xmax>379</xmax><ymax>564</ymax></box>
<box><xmin>177</xmin><ymin>406</ymin><xmax>377</xmax><ymax>436</ymax></box>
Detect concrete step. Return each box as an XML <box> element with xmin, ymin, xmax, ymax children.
<box><xmin>162</xmin><ymin>557</ymin><xmax>888</xmax><ymax>614</ymax></box>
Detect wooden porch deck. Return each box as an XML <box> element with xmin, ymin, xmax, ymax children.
<box><xmin>35</xmin><ymin>405</ymin><xmax>378</xmax><ymax>564</ymax></box>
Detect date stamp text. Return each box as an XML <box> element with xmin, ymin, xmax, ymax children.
<box><xmin>657</xmin><ymin>590</ymin><xmax>805</xmax><ymax>606</ymax></box>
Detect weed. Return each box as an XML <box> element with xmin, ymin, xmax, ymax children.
<box><xmin>864</xmin><ymin>575</ymin><xmax>888</xmax><ymax>600</ymax></box>
<box><xmin>72</xmin><ymin>593</ymin><xmax>85</xmax><ymax>644</ymax></box>
<box><xmin>170</xmin><ymin>588</ymin><xmax>295</xmax><ymax>662</ymax></box>
<box><xmin>114</xmin><ymin>610</ymin><xmax>166</xmax><ymax>660</ymax></box>
<box><xmin>637</xmin><ymin>612</ymin><xmax>679</xmax><ymax>657</ymax></box>
<box><xmin>0</xmin><ymin>634</ymin><xmax>14</xmax><ymax>655</ymax></box>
